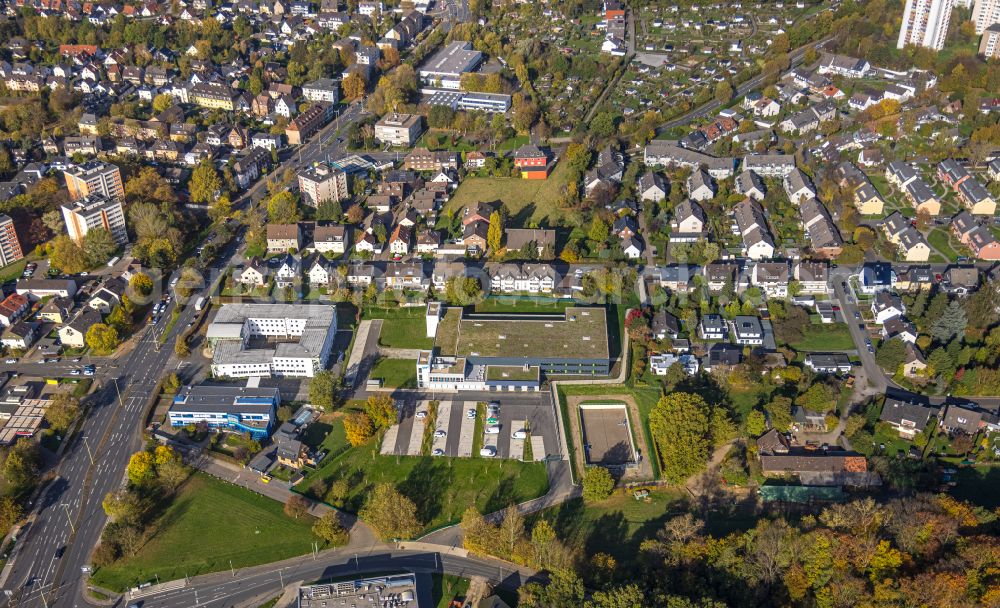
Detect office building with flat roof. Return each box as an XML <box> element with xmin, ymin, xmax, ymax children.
<box><xmin>374</xmin><ymin>113</ymin><xmax>424</xmax><ymax>146</ymax></box>
<box><xmin>418</xmin><ymin>41</ymin><xmax>483</xmax><ymax>89</ymax></box>
<box><xmin>60</xmin><ymin>194</ymin><xmax>128</xmax><ymax>245</ymax></box>
<box><xmin>206</xmin><ymin>304</ymin><xmax>337</xmax><ymax>378</ymax></box>
<box><xmin>168</xmin><ymin>382</ymin><xmax>281</xmax><ymax>439</ymax></box>
<box><xmin>298</xmin><ymin>574</ymin><xmax>417</xmax><ymax>608</ymax></box>
<box><xmin>417</xmin><ymin>303</ymin><xmax>610</xmax><ymax>391</ymax></box>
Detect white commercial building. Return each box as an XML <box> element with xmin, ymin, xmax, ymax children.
<box><xmin>418</xmin><ymin>41</ymin><xmax>482</xmax><ymax>89</ymax></box>
<box><xmin>206</xmin><ymin>304</ymin><xmax>337</xmax><ymax>378</ymax></box>
<box><xmin>897</xmin><ymin>0</ymin><xmax>954</xmax><ymax>50</ymax></box>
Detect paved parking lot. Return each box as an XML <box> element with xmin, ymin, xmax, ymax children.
<box><xmin>380</xmin><ymin>394</ymin><xmax>557</xmax><ymax>461</ymax></box>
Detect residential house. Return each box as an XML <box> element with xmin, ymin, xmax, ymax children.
<box><xmin>733</xmin><ymin>198</ymin><xmax>776</xmax><ymax>260</ymax></box>
<box><xmin>273</xmin><ymin>254</ymin><xmax>301</xmax><ymax>288</ymax></box>
<box><xmin>751</xmin><ymin>261</ymin><xmax>790</xmax><ymax>298</ymax></box>
<box><xmin>941</xmin><ymin>404</ymin><xmax>982</xmax><ymax>435</ymax></box>
<box><xmin>687</xmin><ymin>168</ymin><xmax>715</xmax><ymax>201</ymax></box>
<box><xmin>871</xmin><ymin>292</ymin><xmax>905</xmax><ymax>324</ymax></box>
<box><xmin>639</xmin><ymin>172</ymin><xmax>668</xmax><ymax>202</ymax></box>
<box><xmin>58</xmin><ymin>308</ymin><xmax>102</xmax><ymax>348</ymax></box>
<box><xmin>783</xmin><ymin>168</ymin><xmax>816</xmax><ymax>204</ymax></box>
<box><xmin>903</xmin><ymin>344</ymin><xmax>928</xmax><ymax>378</ymax></box>
<box><xmin>882</xmin><ymin>316</ymin><xmax>917</xmax><ymax>344</ymax></box>
<box><xmin>266</xmin><ymin>224</ymin><xmax>303</xmax><ymax>254</ymax></box>
<box><xmin>312</xmin><ymin>224</ymin><xmax>349</xmax><ymax>255</ymax></box>
<box><xmin>880</xmin><ymin>397</ymin><xmax>934</xmax><ymax>439</ymax></box>
<box><xmin>732</xmin><ymin>315</ymin><xmax>764</xmax><ymax>345</ymax></box>
<box><xmin>794</xmin><ymin>260</ymin><xmax>829</xmax><ymax>294</ymax></box>
<box><xmin>0</xmin><ymin>294</ymin><xmax>30</xmax><ymax>327</ymax></box>
<box><xmin>651</xmin><ymin>309</ymin><xmax>680</xmax><ymax>341</ymax></box>
<box><xmin>235</xmin><ymin>258</ymin><xmax>269</xmax><ymax>286</ymax></box>
<box><xmin>389</xmin><ymin>225</ymin><xmax>412</xmax><ymax>256</ymax></box>
<box><xmin>886</xmin><ymin>162</ymin><xmax>940</xmax><ymax>216</ymax></box>
<box><xmin>735</xmin><ymin>170</ymin><xmax>766</xmax><ymax>201</ymax></box>
<box><xmin>804</xmin><ymin>353</ymin><xmax>852</xmax><ymax>374</ymax></box>
<box><xmin>1</xmin><ymin>320</ymin><xmax>40</xmax><ymax>350</ymax></box>
<box><xmin>669</xmin><ymin>200</ymin><xmax>706</xmax><ymax>241</ymax></box>
<box><xmin>699</xmin><ymin>314</ymin><xmax>728</xmax><ymax>340</ymax></box>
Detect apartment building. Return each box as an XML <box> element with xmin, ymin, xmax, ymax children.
<box><xmin>60</xmin><ymin>194</ymin><xmax>128</xmax><ymax>245</ymax></box>
<box><xmin>897</xmin><ymin>0</ymin><xmax>954</xmax><ymax>50</ymax></box>
<box><xmin>298</xmin><ymin>164</ymin><xmax>350</xmax><ymax>206</ymax></box>
<box><xmin>285</xmin><ymin>102</ymin><xmax>334</xmax><ymax>145</ymax></box>
<box><xmin>63</xmin><ymin>161</ymin><xmax>124</xmax><ymax>201</ymax></box>
<box><xmin>981</xmin><ymin>23</ymin><xmax>1000</xmax><ymax>58</ymax></box>
<box><xmin>0</xmin><ymin>215</ymin><xmax>24</xmax><ymax>268</ymax></box>
<box><xmin>973</xmin><ymin>0</ymin><xmax>1000</xmax><ymax>34</ymax></box>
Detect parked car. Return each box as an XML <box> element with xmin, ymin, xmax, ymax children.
<box><xmin>512</xmin><ymin>430</ymin><xmax>527</xmax><ymax>440</ymax></box>
<box><xmin>486</xmin><ymin>425</ymin><xmax>501</xmax><ymax>435</ymax></box>
<box><xmin>479</xmin><ymin>446</ymin><xmax>496</xmax><ymax>457</ymax></box>
<box><xmin>432</xmin><ymin>448</ymin><xmax>444</xmax><ymax>456</ymax></box>
<box><xmin>434</xmin><ymin>429</ymin><xmax>446</xmax><ymax>438</ymax></box>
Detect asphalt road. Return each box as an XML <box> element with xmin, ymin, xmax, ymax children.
<box><xmin>1</xmin><ymin>244</ymin><xmax>248</xmax><ymax>608</ymax></box>
<box><xmin>134</xmin><ymin>548</ymin><xmax>540</xmax><ymax>608</ymax></box>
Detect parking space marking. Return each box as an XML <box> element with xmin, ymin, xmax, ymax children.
<box><xmin>379</xmin><ymin>423</ymin><xmax>399</xmax><ymax>455</ymax></box>
<box><xmin>405</xmin><ymin>401</ymin><xmax>426</xmax><ymax>456</ymax></box>
<box><xmin>457</xmin><ymin>401</ymin><xmax>476</xmax><ymax>457</ymax></box>
<box><xmin>431</xmin><ymin>401</ymin><xmax>452</xmax><ymax>455</ymax></box>
<box><xmin>482</xmin><ymin>417</ymin><xmax>500</xmax><ymax>455</ymax></box>
<box><xmin>509</xmin><ymin>419</ymin><xmax>526</xmax><ymax>461</ymax></box>
<box><xmin>531</xmin><ymin>435</ymin><xmax>546</xmax><ymax>461</ymax></box>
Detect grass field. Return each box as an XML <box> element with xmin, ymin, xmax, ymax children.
<box><xmin>444</xmin><ymin>158</ymin><xmax>575</xmax><ymax>226</ymax></box>
<box><xmin>475</xmin><ymin>296</ymin><xmax>574</xmax><ymax>314</ymax></box>
<box><xmin>536</xmin><ymin>490</ymin><xmax>687</xmax><ymax>562</ymax></box>
<box><xmin>365</xmin><ymin>308</ymin><xmax>434</xmax><ymax>349</ymax></box>
<box><xmin>790</xmin><ymin>323</ymin><xmax>855</xmax><ymax>352</ymax></box>
<box><xmin>0</xmin><ymin>258</ymin><xmax>28</xmax><ymax>284</ymax></box>
<box><xmin>371</xmin><ymin>358</ymin><xmax>418</xmax><ymax>388</ymax></box>
<box><xmin>91</xmin><ymin>473</ymin><xmax>318</xmax><ymax>591</ymax></box>
<box><xmin>927</xmin><ymin>227</ymin><xmax>963</xmax><ymax>262</ymax></box>
<box><xmin>299</xmin><ymin>412</ymin><xmax>351</xmax><ymax>461</ymax></box>
<box><xmin>296</xmin><ymin>437</ymin><xmax>549</xmax><ymax>533</ymax></box>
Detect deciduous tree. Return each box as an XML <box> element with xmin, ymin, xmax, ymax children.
<box><xmin>582</xmin><ymin>466</ymin><xmax>615</xmax><ymax>502</ymax></box>
<box><xmin>364</xmin><ymin>394</ymin><xmax>397</xmax><ymax>428</ymax></box>
<box><xmin>312</xmin><ymin>511</ymin><xmax>349</xmax><ymax>545</ymax></box>
<box><xmin>359</xmin><ymin>483</ymin><xmax>421</xmax><ymax>540</ymax></box>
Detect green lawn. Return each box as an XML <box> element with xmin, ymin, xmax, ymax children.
<box><xmin>475</xmin><ymin>296</ymin><xmax>574</xmax><ymax>314</ymax></box>
<box><xmin>371</xmin><ymin>358</ymin><xmax>418</xmax><ymax>388</ymax></box>
<box><xmin>295</xmin><ymin>437</ymin><xmax>549</xmax><ymax>533</ymax></box>
<box><xmin>536</xmin><ymin>490</ymin><xmax>687</xmax><ymax>563</ymax></box>
<box><xmin>365</xmin><ymin>308</ymin><xmax>434</xmax><ymax>349</ymax></box>
<box><xmin>91</xmin><ymin>473</ymin><xmax>319</xmax><ymax>591</ymax></box>
<box><xmin>0</xmin><ymin>258</ymin><xmax>28</xmax><ymax>284</ymax></box>
<box><xmin>790</xmin><ymin>323</ymin><xmax>855</xmax><ymax>352</ymax></box>
<box><xmin>444</xmin><ymin>157</ymin><xmax>576</xmax><ymax>226</ymax></box>
<box><xmin>300</xmin><ymin>413</ymin><xmax>351</xmax><ymax>461</ymax></box>
<box><xmin>927</xmin><ymin>227</ymin><xmax>963</xmax><ymax>262</ymax></box>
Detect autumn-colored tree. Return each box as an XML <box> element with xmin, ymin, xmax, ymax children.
<box><xmin>486</xmin><ymin>210</ymin><xmax>503</xmax><ymax>252</ymax></box>
<box><xmin>312</xmin><ymin>511</ymin><xmax>349</xmax><ymax>546</ymax></box>
<box><xmin>364</xmin><ymin>394</ymin><xmax>397</xmax><ymax>428</ymax></box>
<box><xmin>582</xmin><ymin>466</ymin><xmax>615</xmax><ymax>502</ymax></box>
<box><xmin>129</xmin><ymin>272</ymin><xmax>154</xmax><ymax>298</ymax></box>
<box><xmin>284</xmin><ymin>494</ymin><xmax>311</xmax><ymax>519</ymax></box>
<box><xmin>126</xmin><ymin>451</ymin><xmax>156</xmax><ymax>486</ymax></box>
<box><xmin>343</xmin><ymin>72</ymin><xmax>365</xmax><ymax>100</ymax></box>
<box><xmin>189</xmin><ymin>160</ymin><xmax>223</xmax><ymax>204</ymax></box>
<box><xmin>44</xmin><ymin>394</ymin><xmax>80</xmax><ymax>433</ymax></box>
<box><xmin>86</xmin><ymin>323</ymin><xmax>120</xmax><ymax>356</ymax></box>
<box><xmin>344</xmin><ymin>412</ymin><xmax>375</xmax><ymax>446</ymax></box>
<box><xmin>359</xmin><ymin>483</ymin><xmax>422</xmax><ymax>540</ymax></box>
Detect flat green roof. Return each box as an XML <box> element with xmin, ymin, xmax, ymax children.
<box><xmin>486</xmin><ymin>365</ymin><xmax>540</xmax><ymax>382</ymax></box>
<box><xmin>435</xmin><ymin>307</ymin><xmax>609</xmax><ymax>360</ymax></box>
